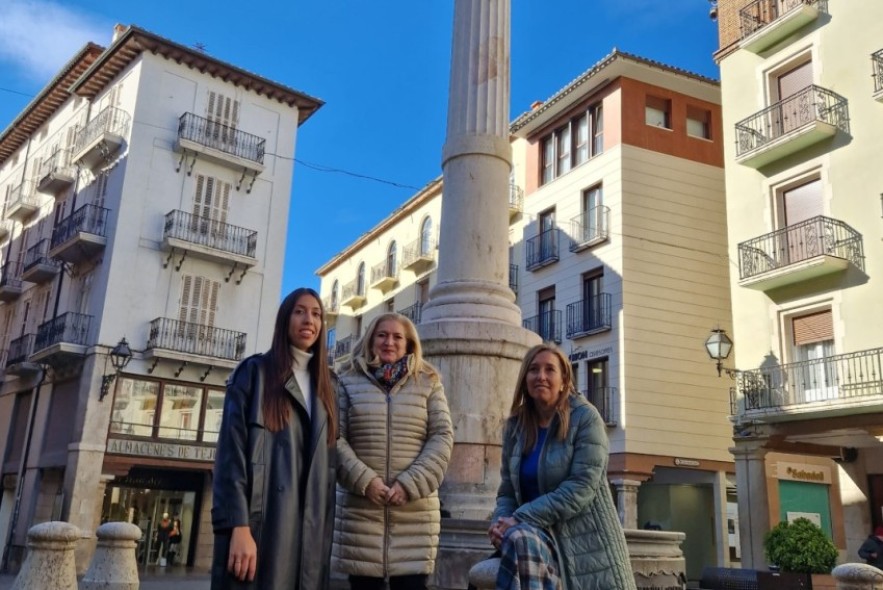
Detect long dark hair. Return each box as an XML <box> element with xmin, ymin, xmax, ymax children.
<box><xmin>263</xmin><ymin>288</ymin><xmax>337</xmax><ymax>444</ymax></box>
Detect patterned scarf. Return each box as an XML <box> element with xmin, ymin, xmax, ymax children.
<box><xmin>373</xmin><ymin>355</ymin><xmax>410</xmax><ymax>391</ymax></box>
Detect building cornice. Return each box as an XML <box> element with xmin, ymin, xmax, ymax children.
<box><xmin>69</xmin><ymin>25</ymin><xmax>324</xmax><ymax>125</ymax></box>
<box><xmin>0</xmin><ymin>43</ymin><xmax>104</xmax><ymax>165</ymax></box>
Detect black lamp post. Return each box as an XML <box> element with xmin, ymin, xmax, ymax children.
<box><xmin>100</xmin><ymin>338</ymin><xmax>133</xmax><ymax>400</ymax></box>
<box><xmin>705</xmin><ymin>327</ymin><xmax>736</xmax><ymax>378</ymax></box>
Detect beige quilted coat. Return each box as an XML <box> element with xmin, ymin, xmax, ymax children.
<box><xmin>332</xmin><ymin>356</ymin><xmax>453</xmax><ymax>577</ymax></box>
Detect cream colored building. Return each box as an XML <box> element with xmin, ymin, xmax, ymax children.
<box><xmin>714</xmin><ymin>0</ymin><xmax>883</xmax><ymax>569</ymax></box>
<box><xmin>318</xmin><ymin>50</ymin><xmax>736</xmax><ymax>580</ymax></box>
<box><xmin>0</xmin><ymin>25</ymin><xmax>321</xmax><ymax>572</ymax></box>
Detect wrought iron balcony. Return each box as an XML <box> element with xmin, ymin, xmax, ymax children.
<box><xmin>566</xmin><ymin>294</ymin><xmax>613</xmax><ymax>339</ymax></box>
<box><xmin>509</xmin><ymin>183</ymin><xmax>524</xmax><ymax>218</ymax></box>
<box><xmin>334</xmin><ymin>335</ymin><xmax>355</xmax><ymax>360</ymax></box>
<box><xmin>398</xmin><ymin>302</ymin><xmax>422</xmax><ymax>325</ymax></box>
<box><xmin>732</xmin><ymin>347</ymin><xmax>883</xmax><ymax>417</ymax></box>
<box><xmin>583</xmin><ymin>387</ymin><xmax>617</xmax><ymax>426</ymax></box>
<box><xmin>509</xmin><ymin>264</ymin><xmax>518</xmax><ymax>294</ymax></box>
<box><xmin>7</xmin><ymin>180</ymin><xmax>42</xmax><ymax>223</ymax></box>
<box><xmin>50</xmin><ymin>204</ymin><xmax>108</xmax><ymax>264</ymax></box>
<box><xmin>323</xmin><ymin>296</ymin><xmax>339</xmax><ymax>319</ymax></box>
<box><xmin>177</xmin><ymin>112</ymin><xmax>266</xmax><ymax>174</ymax></box>
<box><xmin>526</xmin><ymin>229</ymin><xmax>560</xmax><ymax>271</ymax></box>
<box><xmin>341</xmin><ymin>278</ymin><xmax>367</xmax><ymax>309</ymax></box>
<box><xmin>873</xmin><ymin>49</ymin><xmax>883</xmax><ymax>101</ymax></box>
<box><xmin>162</xmin><ymin>209</ymin><xmax>257</xmax><ymax>268</ymax></box>
<box><xmin>0</xmin><ymin>261</ymin><xmax>24</xmax><ymax>302</ymax></box>
<box><xmin>569</xmin><ymin>206</ymin><xmax>610</xmax><ymax>252</ymax></box>
<box><xmin>402</xmin><ymin>237</ymin><xmax>436</xmax><ymax>273</ymax></box>
<box><xmin>22</xmin><ymin>239</ymin><xmax>61</xmax><ymax>284</ymax></box>
<box><xmin>740</xmin><ymin>0</ymin><xmax>826</xmax><ymax>53</ymax></box>
<box><xmin>6</xmin><ymin>334</ymin><xmax>35</xmax><ymax>367</ymax></box>
<box><xmin>31</xmin><ymin>312</ymin><xmax>92</xmax><ymax>367</ymax></box>
<box><xmin>37</xmin><ymin>148</ymin><xmax>76</xmax><ymax>194</ymax></box>
<box><xmin>71</xmin><ymin>106</ymin><xmax>130</xmax><ymax>168</ymax></box>
<box><xmin>147</xmin><ymin>317</ymin><xmax>246</xmax><ymax>367</ymax></box>
<box><xmin>735</xmin><ymin>85</ymin><xmax>848</xmax><ymax>168</ymax></box>
<box><xmin>738</xmin><ymin>215</ymin><xmax>864</xmax><ymax>290</ymax></box>
<box><xmin>523</xmin><ymin>310</ymin><xmax>562</xmax><ymax>343</ymax></box>
<box><xmin>370</xmin><ymin>260</ymin><xmax>398</xmax><ymax>293</ymax></box>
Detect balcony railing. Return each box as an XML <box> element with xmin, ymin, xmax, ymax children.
<box><xmin>323</xmin><ymin>297</ymin><xmax>339</xmax><ymax>317</ymax></box>
<box><xmin>72</xmin><ymin>106</ymin><xmax>130</xmax><ymax>158</ymax></box>
<box><xmin>735</xmin><ymin>85</ymin><xmax>848</xmax><ymax>164</ymax></box>
<box><xmin>34</xmin><ymin>312</ymin><xmax>92</xmax><ymax>352</ymax></box>
<box><xmin>509</xmin><ymin>184</ymin><xmax>524</xmax><ymax>216</ymax></box>
<box><xmin>398</xmin><ymin>302</ymin><xmax>423</xmax><ymax>324</ymax></box>
<box><xmin>37</xmin><ymin>148</ymin><xmax>75</xmax><ymax>193</ymax></box>
<box><xmin>738</xmin><ymin>215</ymin><xmax>864</xmax><ymax>282</ymax></box>
<box><xmin>51</xmin><ymin>204</ymin><xmax>109</xmax><ymax>249</ymax></box>
<box><xmin>7</xmin><ymin>180</ymin><xmax>42</xmax><ymax>221</ymax></box>
<box><xmin>402</xmin><ymin>237</ymin><xmax>436</xmax><ymax>271</ymax></box>
<box><xmin>163</xmin><ymin>210</ymin><xmax>257</xmax><ymax>259</ymax></box>
<box><xmin>147</xmin><ymin>317</ymin><xmax>246</xmax><ymax>362</ymax></box>
<box><xmin>341</xmin><ymin>278</ymin><xmax>366</xmax><ymax>308</ymax></box>
<box><xmin>583</xmin><ymin>387</ymin><xmax>617</xmax><ymax>426</ymax></box>
<box><xmin>0</xmin><ymin>261</ymin><xmax>24</xmax><ymax>301</ymax></box>
<box><xmin>334</xmin><ymin>335</ymin><xmax>354</xmax><ymax>359</ymax></box>
<box><xmin>526</xmin><ymin>229</ymin><xmax>560</xmax><ymax>271</ymax></box>
<box><xmin>178</xmin><ymin>112</ymin><xmax>266</xmax><ymax>166</ymax></box>
<box><xmin>569</xmin><ymin>206</ymin><xmax>610</xmax><ymax>252</ymax></box>
<box><xmin>566</xmin><ymin>294</ymin><xmax>613</xmax><ymax>339</ymax></box>
<box><xmin>23</xmin><ymin>238</ymin><xmax>61</xmax><ymax>282</ymax></box>
<box><xmin>733</xmin><ymin>347</ymin><xmax>883</xmax><ymax>413</ymax></box>
<box><xmin>523</xmin><ymin>310</ymin><xmax>562</xmax><ymax>343</ymax></box>
<box><xmin>873</xmin><ymin>50</ymin><xmax>883</xmax><ymax>97</ymax></box>
<box><xmin>7</xmin><ymin>334</ymin><xmax>35</xmax><ymax>366</ymax></box>
<box><xmin>739</xmin><ymin>0</ymin><xmax>826</xmax><ymax>49</ymax></box>
<box><xmin>370</xmin><ymin>260</ymin><xmax>397</xmax><ymax>291</ymax></box>
<box><xmin>509</xmin><ymin>263</ymin><xmax>518</xmax><ymax>294</ymax></box>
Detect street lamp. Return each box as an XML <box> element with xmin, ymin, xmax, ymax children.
<box><xmin>100</xmin><ymin>338</ymin><xmax>133</xmax><ymax>400</ymax></box>
<box><xmin>705</xmin><ymin>327</ymin><xmax>736</xmax><ymax>378</ymax></box>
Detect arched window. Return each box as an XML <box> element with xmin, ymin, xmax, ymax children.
<box><xmin>357</xmin><ymin>262</ymin><xmax>365</xmax><ymax>295</ymax></box>
<box><xmin>420</xmin><ymin>217</ymin><xmax>433</xmax><ymax>256</ymax></box>
<box><xmin>331</xmin><ymin>280</ymin><xmax>339</xmax><ymax>310</ymax></box>
<box><xmin>387</xmin><ymin>241</ymin><xmax>397</xmax><ymax>276</ymax></box>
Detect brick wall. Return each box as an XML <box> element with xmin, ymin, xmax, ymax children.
<box><xmin>715</xmin><ymin>0</ymin><xmax>757</xmax><ymax>61</ymax></box>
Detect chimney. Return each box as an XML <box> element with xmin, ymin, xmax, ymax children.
<box><xmin>112</xmin><ymin>23</ymin><xmax>128</xmax><ymax>43</ymax></box>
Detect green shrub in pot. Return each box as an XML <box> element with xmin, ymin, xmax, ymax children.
<box><xmin>763</xmin><ymin>518</ymin><xmax>837</xmax><ymax>574</ymax></box>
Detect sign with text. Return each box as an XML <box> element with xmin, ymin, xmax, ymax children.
<box><xmin>569</xmin><ymin>345</ymin><xmax>614</xmax><ymax>362</ymax></box>
<box><xmin>106</xmin><ymin>437</ymin><xmax>216</xmax><ymax>463</ymax></box>
<box><xmin>778</xmin><ymin>462</ymin><xmax>832</xmax><ymax>484</ymax></box>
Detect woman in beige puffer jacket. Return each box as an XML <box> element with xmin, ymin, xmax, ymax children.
<box><xmin>333</xmin><ymin>312</ymin><xmax>453</xmax><ymax>590</ymax></box>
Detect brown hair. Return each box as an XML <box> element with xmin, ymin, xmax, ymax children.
<box><xmin>509</xmin><ymin>343</ymin><xmax>575</xmax><ymax>452</ymax></box>
<box><xmin>263</xmin><ymin>288</ymin><xmax>337</xmax><ymax>444</ymax></box>
<box><xmin>349</xmin><ymin>312</ymin><xmax>439</xmax><ymax>383</ymax></box>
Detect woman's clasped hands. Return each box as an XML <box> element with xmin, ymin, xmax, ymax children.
<box><xmin>488</xmin><ymin>516</ymin><xmax>518</xmax><ymax>549</ymax></box>
<box><xmin>366</xmin><ymin>477</ymin><xmax>409</xmax><ymax>506</ymax></box>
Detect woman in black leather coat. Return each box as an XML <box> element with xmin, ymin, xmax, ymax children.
<box><xmin>211</xmin><ymin>288</ymin><xmax>337</xmax><ymax>589</ymax></box>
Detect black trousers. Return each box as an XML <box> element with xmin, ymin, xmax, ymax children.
<box><xmin>349</xmin><ymin>574</ymin><xmax>428</xmax><ymax>590</ymax></box>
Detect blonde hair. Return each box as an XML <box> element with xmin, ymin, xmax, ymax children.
<box><xmin>509</xmin><ymin>343</ymin><xmax>575</xmax><ymax>452</ymax></box>
<box><xmin>349</xmin><ymin>313</ymin><xmax>440</xmax><ymax>382</ymax></box>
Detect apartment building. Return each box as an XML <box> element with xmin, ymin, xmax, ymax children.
<box><xmin>713</xmin><ymin>0</ymin><xmax>883</xmax><ymax>569</ymax></box>
<box><xmin>318</xmin><ymin>50</ymin><xmax>735</xmax><ymax>580</ymax></box>
<box><xmin>0</xmin><ymin>25</ymin><xmax>321</xmax><ymax>571</ymax></box>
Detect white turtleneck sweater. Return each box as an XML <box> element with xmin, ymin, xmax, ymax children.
<box><xmin>290</xmin><ymin>346</ymin><xmax>314</xmax><ymax>418</ymax></box>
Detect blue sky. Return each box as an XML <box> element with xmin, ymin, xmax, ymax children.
<box><xmin>0</xmin><ymin>0</ymin><xmax>721</xmax><ymax>298</ymax></box>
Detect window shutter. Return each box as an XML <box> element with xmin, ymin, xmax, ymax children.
<box><xmin>793</xmin><ymin>310</ymin><xmax>833</xmax><ymax>345</ymax></box>
<box><xmin>179</xmin><ymin>275</ymin><xmax>193</xmax><ymax>325</ymax></box>
<box><xmin>778</xmin><ymin>61</ymin><xmax>813</xmax><ymax>100</ymax></box>
<box><xmin>783</xmin><ymin>178</ymin><xmax>823</xmax><ymax>226</ymax></box>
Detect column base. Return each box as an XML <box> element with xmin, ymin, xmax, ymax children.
<box><xmin>420</xmin><ymin>280</ymin><xmax>522</xmax><ymax>326</ymax></box>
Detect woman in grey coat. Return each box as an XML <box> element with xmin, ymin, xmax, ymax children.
<box><xmin>489</xmin><ymin>343</ymin><xmax>636</xmax><ymax>590</ymax></box>
<box><xmin>211</xmin><ymin>288</ymin><xmax>337</xmax><ymax>589</ymax></box>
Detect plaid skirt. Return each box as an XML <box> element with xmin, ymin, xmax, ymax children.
<box><xmin>496</xmin><ymin>523</ymin><xmax>563</xmax><ymax>590</ymax></box>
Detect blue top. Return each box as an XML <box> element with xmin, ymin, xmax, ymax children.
<box><xmin>519</xmin><ymin>427</ymin><xmax>548</xmax><ymax>503</ymax></box>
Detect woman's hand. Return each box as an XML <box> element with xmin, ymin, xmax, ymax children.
<box><xmin>366</xmin><ymin>477</ymin><xmax>391</xmax><ymax>505</ymax></box>
<box><xmin>227</xmin><ymin>526</ymin><xmax>257</xmax><ymax>582</ymax></box>
<box><xmin>386</xmin><ymin>481</ymin><xmax>409</xmax><ymax>506</ymax></box>
<box><xmin>488</xmin><ymin>516</ymin><xmax>518</xmax><ymax>548</ymax></box>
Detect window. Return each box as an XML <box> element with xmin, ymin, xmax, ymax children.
<box><xmin>686</xmin><ymin>106</ymin><xmax>712</xmax><ymax>139</ymax></box>
<box><xmin>206</xmin><ymin>91</ymin><xmax>240</xmax><ymax>149</ymax></box>
<box><xmin>539</xmin><ymin>103</ymin><xmax>603</xmax><ymax>185</ymax></box>
<box><xmin>790</xmin><ymin>310</ymin><xmax>835</xmax><ymax>403</ymax></box>
<box><xmin>387</xmin><ymin>241</ymin><xmax>397</xmax><ymax>276</ymax></box>
<box><xmin>192</xmin><ymin>175</ymin><xmax>232</xmax><ymax>248</ymax></box>
<box><xmin>582</xmin><ymin>185</ymin><xmax>603</xmax><ymax>243</ymax></box>
<box><xmin>158</xmin><ymin>384</ymin><xmax>204</xmax><ymax>440</ymax></box>
<box><xmin>417</xmin><ymin>279</ymin><xmax>430</xmax><ymax>305</ymax></box>
<box><xmin>110</xmin><ymin>379</ymin><xmax>161</xmax><ymax>437</ymax></box>
<box><xmin>385</xmin><ymin>299</ymin><xmax>395</xmax><ymax>312</ymax></box>
<box><xmin>356</xmin><ymin>262</ymin><xmax>365</xmax><ymax>295</ymax></box>
<box><xmin>771</xmin><ymin>59</ymin><xmax>813</xmax><ymax>134</ymax></box>
<box><xmin>94</xmin><ymin>172</ymin><xmax>109</xmax><ymax>209</ymax></box>
<box><xmin>178</xmin><ymin>275</ymin><xmax>220</xmax><ymax>345</ymax></box>
<box><xmin>539</xmin><ymin>209</ymin><xmax>556</xmax><ymax>260</ymax></box>
<box><xmin>586</xmin><ymin>357</ymin><xmax>611</xmax><ymax>422</ymax></box>
<box><xmin>538</xmin><ymin>286</ymin><xmax>556</xmax><ymax>342</ymax></box>
<box><xmin>645</xmin><ymin>96</ymin><xmax>671</xmax><ymax>129</ymax></box>
<box><xmin>420</xmin><ymin>217</ymin><xmax>433</xmax><ymax>255</ymax></box>
<box><xmin>331</xmin><ymin>280</ymin><xmax>339</xmax><ymax>310</ymax></box>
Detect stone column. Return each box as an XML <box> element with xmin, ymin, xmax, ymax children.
<box><xmin>713</xmin><ymin>470</ymin><xmax>731</xmax><ymax>566</ymax></box>
<box><xmin>611</xmin><ymin>478</ymin><xmax>642</xmax><ymax>529</ymax></box>
<box><xmin>732</xmin><ymin>437</ymin><xmax>770</xmax><ymax>569</ymax></box>
<box><xmin>419</xmin><ymin>0</ymin><xmax>539</xmax><ymax>520</ymax></box>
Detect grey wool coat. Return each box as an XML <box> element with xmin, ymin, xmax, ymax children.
<box><xmin>210</xmin><ymin>354</ymin><xmax>337</xmax><ymax>590</ymax></box>
<box><xmin>332</xmin><ymin>356</ymin><xmax>453</xmax><ymax>578</ymax></box>
<box><xmin>493</xmin><ymin>394</ymin><xmax>636</xmax><ymax>590</ymax></box>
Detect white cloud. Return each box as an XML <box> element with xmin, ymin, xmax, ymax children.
<box><xmin>0</xmin><ymin>0</ymin><xmax>109</xmax><ymax>82</ymax></box>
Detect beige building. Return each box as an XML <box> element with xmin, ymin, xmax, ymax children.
<box><xmin>0</xmin><ymin>25</ymin><xmax>320</xmax><ymax>572</ymax></box>
<box><xmin>714</xmin><ymin>0</ymin><xmax>883</xmax><ymax>569</ymax></box>
<box><xmin>318</xmin><ymin>50</ymin><xmax>736</xmax><ymax>580</ymax></box>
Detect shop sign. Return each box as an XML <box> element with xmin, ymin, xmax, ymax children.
<box><xmin>674</xmin><ymin>458</ymin><xmax>700</xmax><ymax>467</ymax></box>
<box><xmin>106</xmin><ymin>437</ymin><xmax>216</xmax><ymax>462</ymax></box>
<box><xmin>569</xmin><ymin>346</ymin><xmax>614</xmax><ymax>362</ymax></box>
<box><xmin>779</xmin><ymin>462</ymin><xmax>831</xmax><ymax>484</ymax></box>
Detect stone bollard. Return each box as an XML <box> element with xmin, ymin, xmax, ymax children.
<box><xmin>81</xmin><ymin>522</ymin><xmax>143</xmax><ymax>590</ymax></box>
<box><xmin>11</xmin><ymin>521</ymin><xmax>81</xmax><ymax>590</ymax></box>
<box><xmin>832</xmin><ymin>563</ymin><xmax>883</xmax><ymax>590</ymax></box>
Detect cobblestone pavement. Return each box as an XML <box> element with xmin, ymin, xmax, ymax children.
<box><xmin>0</xmin><ymin>566</ymin><xmax>211</xmax><ymax>589</ymax></box>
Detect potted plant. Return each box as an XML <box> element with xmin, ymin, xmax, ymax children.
<box><xmin>759</xmin><ymin>518</ymin><xmax>838</xmax><ymax>590</ymax></box>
